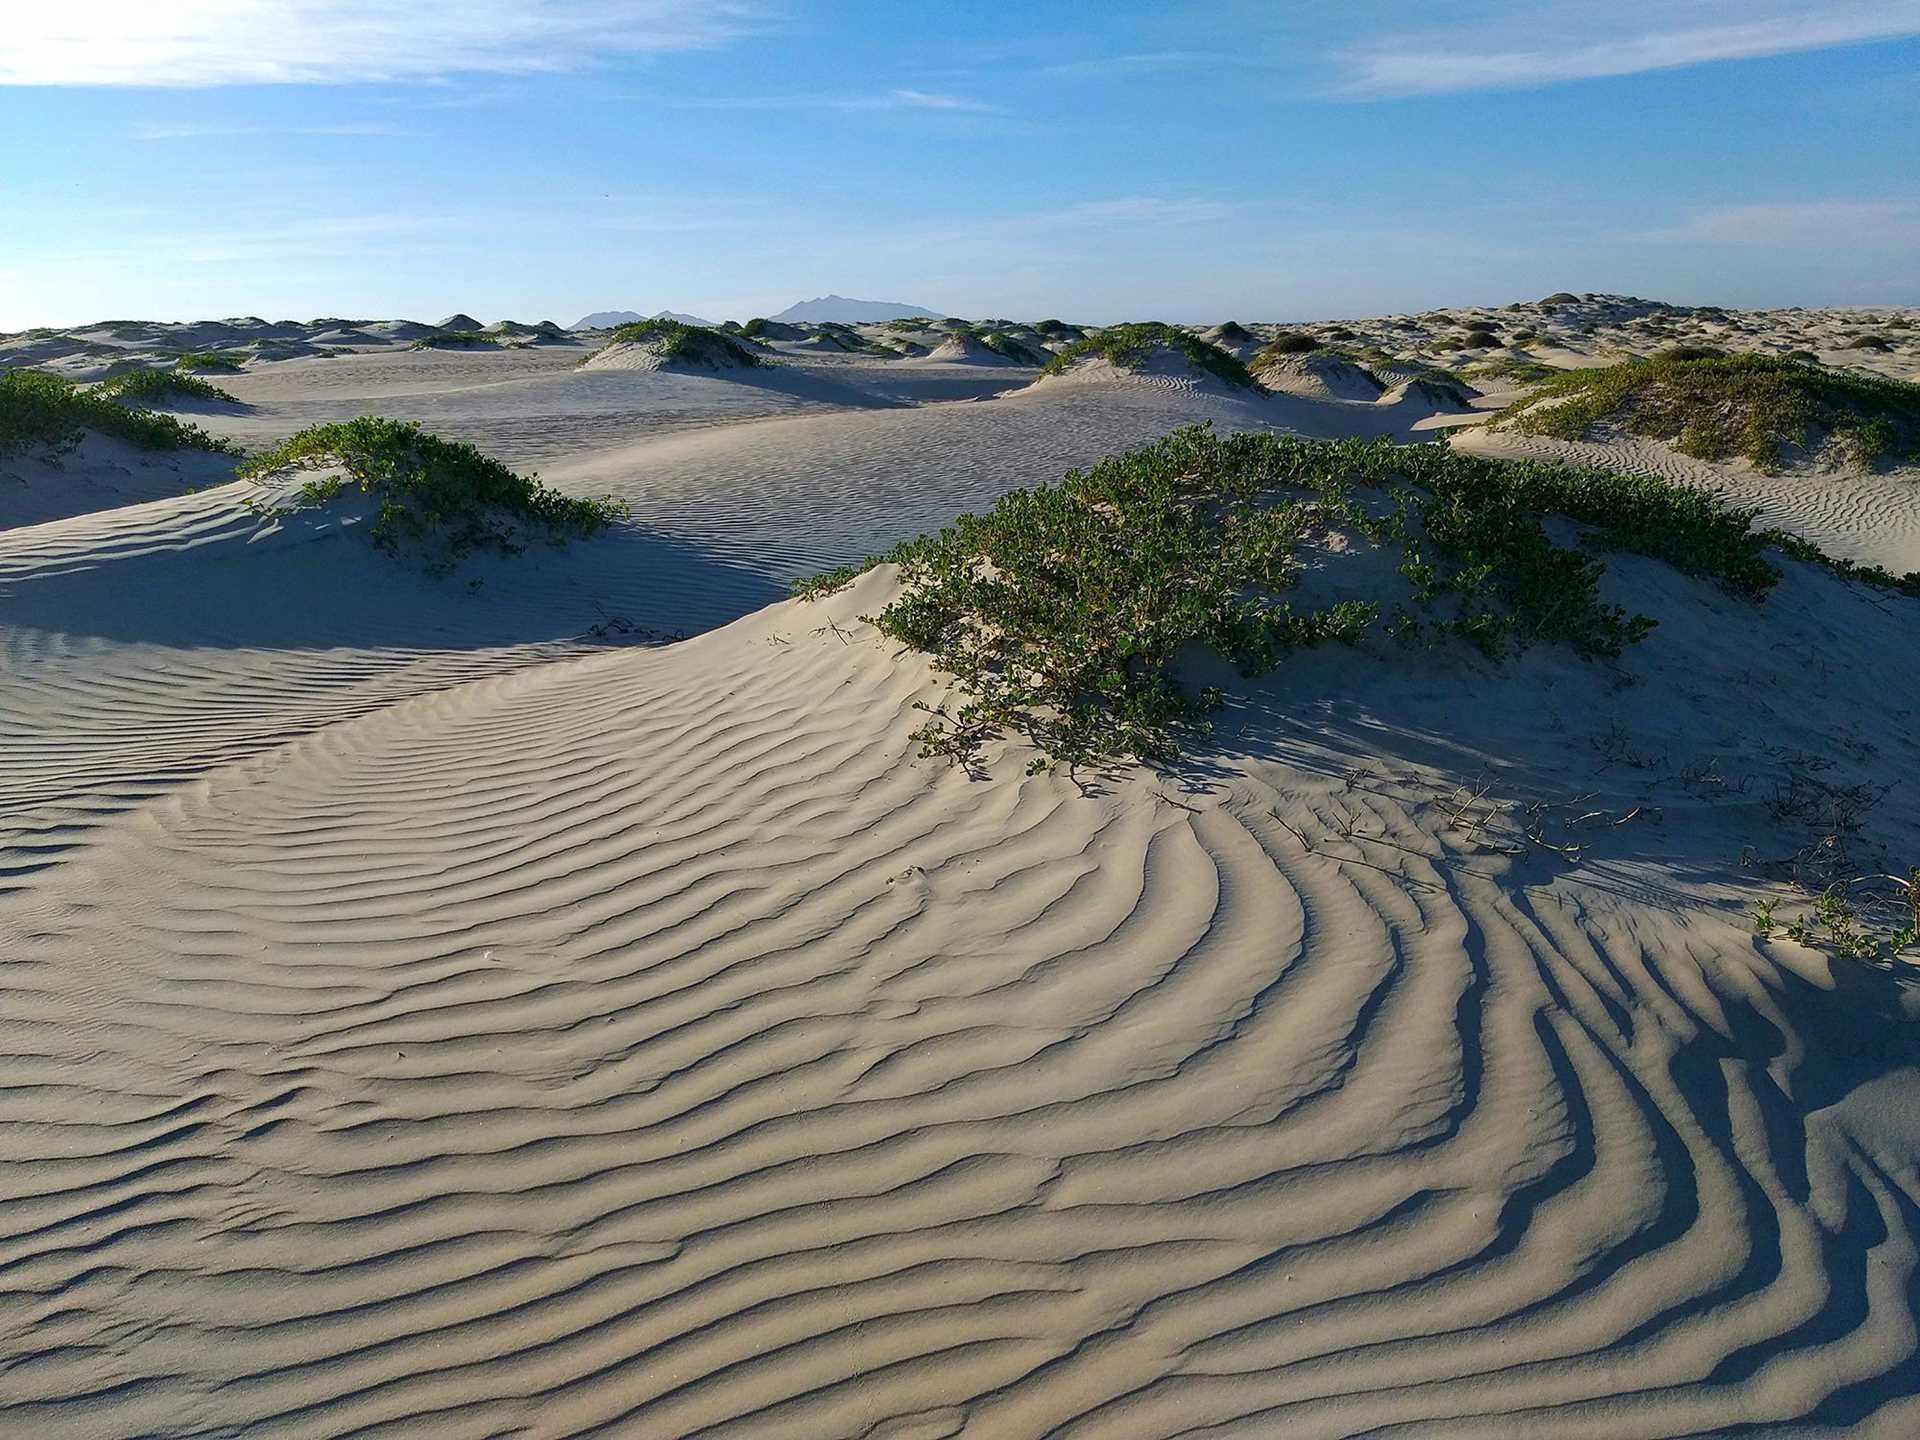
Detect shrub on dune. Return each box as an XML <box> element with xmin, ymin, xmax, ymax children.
<box><xmin>1495</xmin><ymin>352</ymin><xmax>1920</xmax><ymax>470</ymax></box>
<box><xmin>0</xmin><ymin>367</ymin><xmax>237</xmax><ymax>458</ymax></box>
<box><xmin>1260</xmin><ymin>332</ymin><xmax>1323</xmax><ymax>356</ymax></box>
<box><xmin>172</xmin><ymin>349</ymin><xmax>246</xmax><ymax>373</ymax></box>
<box><xmin>578</xmin><ymin>318</ymin><xmax>762</xmax><ymax>369</ymax></box>
<box><xmin>97</xmin><ymin>368</ymin><xmax>238</xmax><ymax>405</ymax></box>
<box><xmin>1039</xmin><ymin>322</ymin><xmax>1256</xmax><ymax>388</ymax></box>
<box><xmin>1460</xmin><ymin>356</ymin><xmax>1561</xmax><ymax>385</ymax></box>
<box><xmin>408</xmin><ymin>331</ymin><xmax>500</xmax><ymax>350</ymax></box>
<box><xmin>797</xmin><ymin>425</ymin><xmax>1911</xmax><ymax>769</ymax></box>
<box><xmin>236</xmin><ymin>416</ymin><xmax>623</xmax><ymax>572</ymax></box>
<box><xmin>970</xmin><ymin>328</ymin><xmax>1046</xmax><ymax>364</ymax></box>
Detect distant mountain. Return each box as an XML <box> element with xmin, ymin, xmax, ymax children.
<box><xmin>572</xmin><ymin>309</ymin><xmax>717</xmax><ymax>330</ymax></box>
<box><xmin>770</xmin><ymin>295</ymin><xmax>938</xmax><ymax>324</ymax></box>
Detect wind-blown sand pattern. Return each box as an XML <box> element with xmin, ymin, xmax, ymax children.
<box><xmin>3</xmin><ymin>302</ymin><xmax>1918</xmax><ymax>1436</ymax></box>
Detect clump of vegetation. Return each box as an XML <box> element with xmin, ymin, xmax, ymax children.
<box><xmin>1459</xmin><ymin>328</ymin><xmax>1503</xmax><ymax>349</ymax></box>
<box><xmin>172</xmin><ymin>350</ymin><xmax>246</xmax><ymax>373</ymax></box>
<box><xmin>741</xmin><ymin>318</ymin><xmax>771</xmax><ymax>337</ymax></box>
<box><xmin>1843</xmin><ymin>335</ymin><xmax>1892</xmax><ymax>351</ymax></box>
<box><xmin>1754</xmin><ymin>873</ymin><xmax>1918</xmax><ymax>965</ymax></box>
<box><xmin>794</xmin><ymin>425</ymin><xmax>1864</xmax><ymax>769</ymax></box>
<box><xmin>235</xmin><ymin>417</ymin><xmax>623</xmax><ymax>573</ymax></box>
<box><xmin>1460</xmin><ymin>356</ymin><xmax>1560</xmax><ymax>385</ymax></box>
<box><xmin>408</xmin><ymin>332</ymin><xmax>499</xmax><ymax>350</ymax></box>
<box><xmin>1495</xmin><ymin>352</ymin><xmax>1920</xmax><ymax>471</ymax></box>
<box><xmin>969</xmin><ymin>329</ymin><xmax>1046</xmax><ymax>363</ymax></box>
<box><xmin>0</xmin><ymin>368</ymin><xmax>237</xmax><ymax>458</ymax></box>
<box><xmin>1038</xmin><ymin>323</ymin><xmax>1255</xmax><ymax>389</ymax></box>
<box><xmin>1785</xmin><ymin>349</ymin><xmax>1820</xmax><ymax>364</ymax></box>
<box><xmin>1211</xmin><ymin>320</ymin><xmax>1255</xmax><ymax>343</ymax></box>
<box><xmin>580</xmin><ymin>318</ymin><xmax>762</xmax><ymax>368</ymax></box>
<box><xmin>1655</xmin><ymin>344</ymin><xmax>1726</xmax><ymax>362</ymax></box>
<box><xmin>1262</xmin><ymin>332</ymin><xmax>1323</xmax><ymax>355</ymax></box>
<box><xmin>97</xmin><ymin>368</ymin><xmax>237</xmax><ymax>405</ymax></box>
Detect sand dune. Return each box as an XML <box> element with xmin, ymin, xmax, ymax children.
<box><xmin>4</xmin><ymin>556</ymin><xmax>1917</xmax><ymax>1435</ymax></box>
<box><xmin>3</xmin><ymin>301</ymin><xmax>1918</xmax><ymax>1436</ymax></box>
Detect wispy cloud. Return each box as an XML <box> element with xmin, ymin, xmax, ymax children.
<box><xmin>1637</xmin><ymin>199</ymin><xmax>1920</xmax><ymax>247</ymax></box>
<box><xmin>1</xmin><ymin>0</ymin><xmax>777</xmax><ymax>86</ymax></box>
<box><xmin>134</xmin><ymin>121</ymin><xmax>406</xmax><ymax>141</ymax></box>
<box><xmin>1341</xmin><ymin>2</ymin><xmax>1920</xmax><ymax>96</ymax></box>
<box><xmin>684</xmin><ymin>88</ymin><xmax>1004</xmax><ymax>114</ymax></box>
<box><xmin>1034</xmin><ymin>50</ymin><xmax>1237</xmax><ymax>79</ymax></box>
<box><xmin>1022</xmin><ymin>197</ymin><xmax>1235</xmax><ymax>229</ymax></box>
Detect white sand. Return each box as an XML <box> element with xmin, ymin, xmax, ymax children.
<box><xmin>2</xmin><ymin>302</ymin><xmax>1918</xmax><ymax>1436</ymax></box>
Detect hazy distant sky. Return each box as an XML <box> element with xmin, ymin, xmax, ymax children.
<box><xmin>3</xmin><ymin>1</ymin><xmax>1917</xmax><ymax>327</ymax></box>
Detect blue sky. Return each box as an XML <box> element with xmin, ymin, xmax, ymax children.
<box><xmin>3</xmin><ymin>1</ymin><xmax>1917</xmax><ymax>328</ymax></box>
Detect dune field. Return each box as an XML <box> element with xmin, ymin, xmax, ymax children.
<box><xmin>3</xmin><ymin>300</ymin><xmax>1919</xmax><ymax>1438</ymax></box>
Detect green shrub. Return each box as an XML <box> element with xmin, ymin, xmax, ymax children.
<box><xmin>407</xmin><ymin>332</ymin><xmax>499</xmax><ymax>350</ymax></box>
<box><xmin>1458</xmin><ymin>356</ymin><xmax>1559</xmax><ymax>385</ymax></box>
<box><xmin>1495</xmin><ymin>352</ymin><xmax>1920</xmax><ymax>471</ymax></box>
<box><xmin>97</xmin><ymin>368</ymin><xmax>237</xmax><ymax>404</ymax></box>
<box><xmin>1039</xmin><ymin>323</ymin><xmax>1255</xmax><ymax>388</ymax></box>
<box><xmin>0</xmin><ymin>368</ymin><xmax>237</xmax><ymax>458</ymax></box>
<box><xmin>580</xmin><ymin>317</ymin><xmax>762</xmax><ymax>368</ymax></box>
<box><xmin>971</xmin><ymin>329</ymin><xmax>1046</xmax><ymax>363</ymax></box>
<box><xmin>172</xmin><ymin>350</ymin><xmax>246</xmax><ymax>373</ymax></box>
<box><xmin>1263</xmin><ymin>332</ymin><xmax>1323</xmax><ymax>355</ymax></box>
<box><xmin>795</xmin><ymin>426</ymin><xmax>1878</xmax><ymax>768</ymax></box>
<box><xmin>741</xmin><ymin>318</ymin><xmax>770</xmax><ymax>337</ymax></box>
<box><xmin>1655</xmin><ymin>344</ymin><xmax>1726</xmax><ymax>362</ymax></box>
<box><xmin>235</xmin><ymin>417</ymin><xmax>623</xmax><ymax>573</ymax></box>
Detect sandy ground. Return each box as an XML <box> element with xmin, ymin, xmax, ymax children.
<box><xmin>2</xmin><ymin>306</ymin><xmax>1918</xmax><ymax>1437</ymax></box>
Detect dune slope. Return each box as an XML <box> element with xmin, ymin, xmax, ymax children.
<box><xmin>3</xmin><ymin>553</ymin><xmax>1918</xmax><ymax>1436</ymax></box>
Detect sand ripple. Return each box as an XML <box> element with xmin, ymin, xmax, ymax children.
<box><xmin>4</xmin><ymin>573</ymin><xmax>1915</xmax><ymax>1437</ymax></box>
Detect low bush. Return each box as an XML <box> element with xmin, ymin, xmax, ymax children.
<box><xmin>236</xmin><ymin>416</ymin><xmax>623</xmax><ymax>573</ymax></box>
<box><xmin>408</xmin><ymin>332</ymin><xmax>499</xmax><ymax>350</ymax></box>
<box><xmin>1494</xmin><ymin>352</ymin><xmax>1920</xmax><ymax>470</ymax></box>
<box><xmin>1039</xmin><ymin>323</ymin><xmax>1255</xmax><ymax>388</ymax></box>
<box><xmin>172</xmin><ymin>350</ymin><xmax>246</xmax><ymax>372</ymax></box>
<box><xmin>97</xmin><ymin>368</ymin><xmax>237</xmax><ymax>404</ymax></box>
<box><xmin>1262</xmin><ymin>332</ymin><xmax>1323</xmax><ymax>355</ymax></box>
<box><xmin>795</xmin><ymin>425</ymin><xmax>1894</xmax><ymax>769</ymax></box>
<box><xmin>0</xmin><ymin>368</ymin><xmax>237</xmax><ymax>458</ymax></box>
<box><xmin>580</xmin><ymin>318</ymin><xmax>762</xmax><ymax>368</ymax></box>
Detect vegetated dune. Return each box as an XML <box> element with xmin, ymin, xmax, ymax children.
<box><xmin>1456</xmin><ymin>423</ymin><xmax>1920</xmax><ymax>575</ymax></box>
<box><xmin>3</xmin><ymin>298</ymin><xmax>1920</xmax><ymax>1437</ymax></box>
<box><xmin>920</xmin><ymin>331</ymin><xmax>1027</xmax><ymax>365</ymax></box>
<box><xmin>4</xmin><ymin>529</ymin><xmax>1917</xmax><ymax>1433</ymax></box>
<box><xmin>437</xmin><ymin>312</ymin><xmax>484</xmax><ymax>331</ymax></box>
<box><xmin>1254</xmin><ymin>349</ymin><xmax>1388</xmax><ymax>401</ymax></box>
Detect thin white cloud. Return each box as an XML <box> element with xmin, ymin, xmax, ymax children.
<box><xmin>1342</xmin><ymin>2</ymin><xmax>1920</xmax><ymax>96</ymax></box>
<box><xmin>685</xmin><ymin>88</ymin><xmax>1004</xmax><ymax>114</ymax></box>
<box><xmin>1025</xmin><ymin>197</ymin><xmax>1236</xmax><ymax>229</ymax></box>
<box><xmin>134</xmin><ymin>121</ymin><xmax>404</xmax><ymax>141</ymax></box>
<box><xmin>1034</xmin><ymin>51</ymin><xmax>1234</xmax><ymax>79</ymax></box>
<box><xmin>1638</xmin><ymin>200</ymin><xmax>1920</xmax><ymax>247</ymax></box>
<box><xmin>1</xmin><ymin>1</ymin><xmax>775</xmax><ymax>86</ymax></box>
